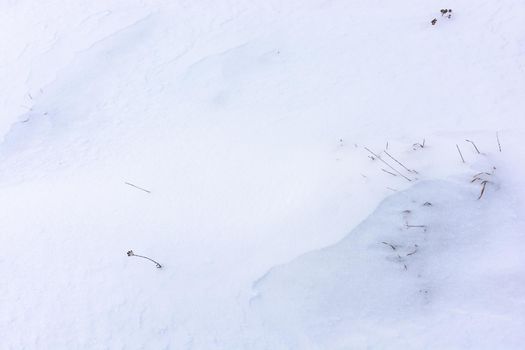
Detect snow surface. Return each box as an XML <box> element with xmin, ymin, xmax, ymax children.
<box><xmin>1</xmin><ymin>0</ymin><xmax>525</xmax><ymax>348</ymax></box>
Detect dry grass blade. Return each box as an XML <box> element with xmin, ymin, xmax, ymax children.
<box><xmin>381</xmin><ymin>168</ymin><xmax>397</xmax><ymax>177</ymax></box>
<box><xmin>456</xmin><ymin>144</ymin><xmax>465</xmax><ymax>163</ymax></box>
<box><xmin>472</xmin><ymin>172</ymin><xmax>491</xmax><ymax>178</ymax></box>
<box><xmin>412</xmin><ymin>138</ymin><xmax>425</xmax><ymax>149</ymax></box>
<box><xmin>471</xmin><ymin>170</ymin><xmax>493</xmax><ymax>183</ymax></box>
<box><xmin>381</xmin><ymin>242</ymin><xmax>397</xmax><ymax>251</ymax></box>
<box><xmin>478</xmin><ymin>180</ymin><xmax>489</xmax><ymax>200</ymax></box>
<box><xmin>125</xmin><ymin>182</ymin><xmax>151</xmax><ymax>193</ymax></box>
<box><xmin>406</xmin><ymin>224</ymin><xmax>427</xmax><ymax>229</ymax></box>
<box><xmin>364</xmin><ymin>147</ymin><xmax>412</xmax><ymax>182</ymax></box>
<box><xmin>384</xmin><ymin>151</ymin><xmax>418</xmax><ymax>174</ymax></box>
<box><xmin>465</xmin><ymin>139</ymin><xmax>481</xmax><ymax>154</ymax></box>
<box><xmin>407</xmin><ymin>246</ymin><xmax>418</xmax><ymax>256</ymax></box>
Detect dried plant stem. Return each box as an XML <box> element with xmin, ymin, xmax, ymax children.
<box><xmin>384</xmin><ymin>151</ymin><xmax>417</xmax><ymax>174</ymax></box>
<box><xmin>382</xmin><ymin>242</ymin><xmax>396</xmax><ymax>251</ymax></box>
<box><xmin>496</xmin><ymin>132</ymin><xmax>502</xmax><ymax>152</ymax></box>
<box><xmin>406</xmin><ymin>224</ymin><xmax>427</xmax><ymax>229</ymax></box>
<box><xmin>381</xmin><ymin>168</ymin><xmax>397</xmax><ymax>177</ymax></box>
<box><xmin>125</xmin><ymin>182</ymin><xmax>151</xmax><ymax>193</ymax></box>
<box><xmin>478</xmin><ymin>180</ymin><xmax>489</xmax><ymax>200</ymax></box>
<box><xmin>465</xmin><ymin>139</ymin><xmax>480</xmax><ymax>154</ymax></box>
<box><xmin>407</xmin><ymin>248</ymin><xmax>418</xmax><ymax>256</ymax></box>
<box><xmin>456</xmin><ymin>144</ymin><xmax>465</xmax><ymax>163</ymax></box>
<box><xmin>364</xmin><ymin>147</ymin><xmax>412</xmax><ymax>182</ymax></box>
<box><xmin>134</xmin><ymin>254</ymin><xmax>162</xmax><ymax>268</ymax></box>
<box><xmin>127</xmin><ymin>250</ymin><xmax>162</xmax><ymax>268</ymax></box>
<box><xmin>413</xmin><ymin>139</ymin><xmax>425</xmax><ymax>149</ymax></box>
<box><xmin>472</xmin><ymin>172</ymin><xmax>491</xmax><ymax>178</ymax></box>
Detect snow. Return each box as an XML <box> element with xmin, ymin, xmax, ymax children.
<box><xmin>251</xmin><ymin>176</ymin><xmax>525</xmax><ymax>349</ymax></box>
<box><xmin>1</xmin><ymin>0</ymin><xmax>524</xmax><ymax>348</ymax></box>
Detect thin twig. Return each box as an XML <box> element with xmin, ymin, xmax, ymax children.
<box><xmin>406</xmin><ymin>224</ymin><xmax>427</xmax><ymax>229</ymax></box>
<box><xmin>472</xmin><ymin>172</ymin><xmax>491</xmax><ymax>178</ymax></box>
<box><xmin>412</xmin><ymin>139</ymin><xmax>425</xmax><ymax>149</ymax></box>
<box><xmin>125</xmin><ymin>182</ymin><xmax>151</xmax><ymax>193</ymax></box>
<box><xmin>364</xmin><ymin>147</ymin><xmax>412</xmax><ymax>182</ymax></box>
<box><xmin>384</xmin><ymin>151</ymin><xmax>417</xmax><ymax>174</ymax></box>
<box><xmin>407</xmin><ymin>247</ymin><xmax>418</xmax><ymax>256</ymax></box>
<box><xmin>465</xmin><ymin>139</ymin><xmax>480</xmax><ymax>154</ymax></box>
<box><xmin>456</xmin><ymin>144</ymin><xmax>465</xmax><ymax>163</ymax></box>
<box><xmin>127</xmin><ymin>250</ymin><xmax>162</xmax><ymax>268</ymax></box>
<box><xmin>382</xmin><ymin>242</ymin><xmax>396</xmax><ymax>251</ymax></box>
<box><xmin>478</xmin><ymin>180</ymin><xmax>489</xmax><ymax>200</ymax></box>
<box><xmin>381</xmin><ymin>168</ymin><xmax>397</xmax><ymax>177</ymax></box>
<box><xmin>496</xmin><ymin>132</ymin><xmax>502</xmax><ymax>152</ymax></box>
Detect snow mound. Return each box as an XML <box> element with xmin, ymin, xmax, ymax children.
<box><xmin>250</xmin><ymin>178</ymin><xmax>525</xmax><ymax>349</ymax></box>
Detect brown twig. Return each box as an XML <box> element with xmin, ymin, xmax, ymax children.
<box><xmin>384</xmin><ymin>151</ymin><xmax>418</xmax><ymax>174</ymax></box>
<box><xmin>381</xmin><ymin>242</ymin><xmax>397</xmax><ymax>251</ymax></box>
<box><xmin>472</xmin><ymin>172</ymin><xmax>491</xmax><ymax>178</ymax></box>
<box><xmin>381</xmin><ymin>168</ymin><xmax>397</xmax><ymax>177</ymax></box>
<box><xmin>125</xmin><ymin>182</ymin><xmax>151</xmax><ymax>193</ymax></box>
<box><xmin>471</xmin><ymin>170</ymin><xmax>493</xmax><ymax>184</ymax></box>
<box><xmin>478</xmin><ymin>180</ymin><xmax>489</xmax><ymax>200</ymax></box>
<box><xmin>465</xmin><ymin>139</ymin><xmax>480</xmax><ymax>154</ymax></box>
<box><xmin>406</xmin><ymin>224</ymin><xmax>427</xmax><ymax>229</ymax></box>
<box><xmin>456</xmin><ymin>144</ymin><xmax>465</xmax><ymax>163</ymax></box>
<box><xmin>413</xmin><ymin>139</ymin><xmax>425</xmax><ymax>149</ymax></box>
<box><xmin>127</xmin><ymin>250</ymin><xmax>162</xmax><ymax>268</ymax></box>
<box><xmin>407</xmin><ymin>246</ymin><xmax>418</xmax><ymax>256</ymax></box>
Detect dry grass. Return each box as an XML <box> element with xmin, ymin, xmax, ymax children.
<box><xmin>456</xmin><ymin>144</ymin><xmax>465</xmax><ymax>163</ymax></box>
<box><xmin>465</xmin><ymin>139</ymin><xmax>481</xmax><ymax>154</ymax></box>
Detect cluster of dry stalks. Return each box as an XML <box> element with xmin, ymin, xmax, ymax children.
<box><xmin>373</xmin><ymin>134</ymin><xmax>503</xmax><ymax>273</ymax></box>
<box><xmin>364</xmin><ymin>146</ymin><xmax>418</xmax><ymax>184</ymax></box>
<box><xmin>471</xmin><ymin>167</ymin><xmax>496</xmax><ymax>200</ymax></box>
